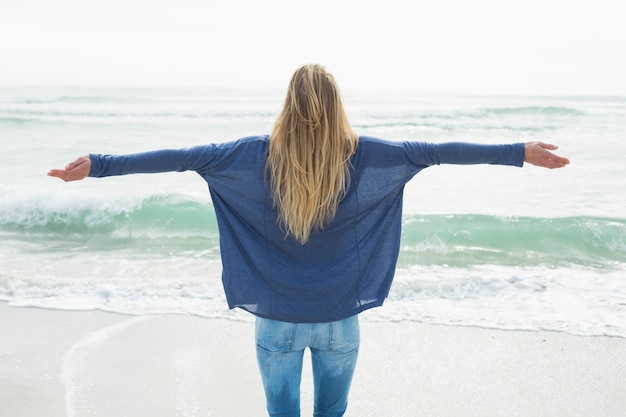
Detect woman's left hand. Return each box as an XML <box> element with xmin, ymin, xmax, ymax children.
<box><xmin>48</xmin><ymin>155</ymin><xmax>91</xmax><ymax>181</ymax></box>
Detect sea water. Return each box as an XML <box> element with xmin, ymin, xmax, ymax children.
<box><xmin>0</xmin><ymin>86</ymin><xmax>624</xmax><ymax>337</ymax></box>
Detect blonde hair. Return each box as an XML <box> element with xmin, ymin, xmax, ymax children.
<box><xmin>266</xmin><ymin>64</ymin><xmax>358</xmax><ymax>244</ymax></box>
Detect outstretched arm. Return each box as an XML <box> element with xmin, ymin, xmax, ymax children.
<box><xmin>403</xmin><ymin>139</ymin><xmax>569</xmax><ymax>170</ymax></box>
<box><xmin>524</xmin><ymin>142</ymin><xmax>570</xmax><ymax>169</ymax></box>
<box><xmin>48</xmin><ymin>146</ymin><xmax>218</xmax><ymax>181</ymax></box>
<box><xmin>47</xmin><ymin>155</ymin><xmax>91</xmax><ymax>182</ymax></box>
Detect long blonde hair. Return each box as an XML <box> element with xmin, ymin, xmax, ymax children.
<box><xmin>266</xmin><ymin>64</ymin><xmax>358</xmax><ymax>244</ymax></box>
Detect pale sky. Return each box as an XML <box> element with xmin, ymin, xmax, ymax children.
<box><xmin>1</xmin><ymin>0</ymin><xmax>625</xmax><ymax>95</ymax></box>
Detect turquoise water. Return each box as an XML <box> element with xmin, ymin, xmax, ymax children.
<box><xmin>1</xmin><ymin>86</ymin><xmax>624</xmax><ymax>337</ymax></box>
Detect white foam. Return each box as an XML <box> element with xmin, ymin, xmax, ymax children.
<box><xmin>369</xmin><ymin>265</ymin><xmax>626</xmax><ymax>337</ymax></box>
<box><xmin>0</xmin><ymin>184</ymin><xmax>143</xmax><ymax>228</ymax></box>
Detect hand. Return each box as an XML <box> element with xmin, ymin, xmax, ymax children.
<box><xmin>524</xmin><ymin>142</ymin><xmax>570</xmax><ymax>169</ymax></box>
<box><xmin>47</xmin><ymin>155</ymin><xmax>91</xmax><ymax>182</ymax></box>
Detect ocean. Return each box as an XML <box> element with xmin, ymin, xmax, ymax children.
<box><xmin>1</xmin><ymin>86</ymin><xmax>624</xmax><ymax>338</ymax></box>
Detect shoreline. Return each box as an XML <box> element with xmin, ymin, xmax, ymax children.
<box><xmin>1</xmin><ymin>302</ymin><xmax>625</xmax><ymax>416</ymax></box>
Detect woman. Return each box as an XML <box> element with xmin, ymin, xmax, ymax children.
<box><xmin>48</xmin><ymin>64</ymin><xmax>569</xmax><ymax>417</ymax></box>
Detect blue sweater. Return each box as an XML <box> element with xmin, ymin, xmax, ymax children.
<box><xmin>89</xmin><ymin>135</ymin><xmax>525</xmax><ymax>322</ymax></box>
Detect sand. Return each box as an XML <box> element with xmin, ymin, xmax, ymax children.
<box><xmin>1</xmin><ymin>302</ymin><xmax>625</xmax><ymax>417</ymax></box>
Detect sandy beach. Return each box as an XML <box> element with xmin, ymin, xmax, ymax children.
<box><xmin>1</xmin><ymin>302</ymin><xmax>624</xmax><ymax>417</ymax></box>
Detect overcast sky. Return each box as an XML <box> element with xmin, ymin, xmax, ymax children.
<box><xmin>1</xmin><ymin>0</ymin><xmax>625</xmax><ymax>95</ymax></box>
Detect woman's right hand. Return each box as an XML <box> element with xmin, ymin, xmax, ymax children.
<box><xmin>524</xmin><ymin>142</ymin><xmax>570</xmax><ymax>169</ymax></box>
<box><xmin>47</xmin><ymin>155</ymin><xmax>91</xmax><ymax>182</ymax></box>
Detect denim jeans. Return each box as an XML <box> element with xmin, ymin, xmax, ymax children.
<box><xmin>255</xmin><ymin>315</ymin><xmax>360</xmax><ymax>417</ymax></box>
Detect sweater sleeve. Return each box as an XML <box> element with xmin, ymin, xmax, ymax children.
<box><xmin>403</xmin><ymin>141</ymin><xmax>525</xmax><ymax>170</ymax></box>
<box><xmin>88</xmin><ymin>145</ymin><xmax>216</xmax><ymax>178</ymax></box>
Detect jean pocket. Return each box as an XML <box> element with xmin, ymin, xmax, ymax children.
<box><xmin>329</xmin><ymin>316</ymin><xmax>360</xmax><ymax>352</ymax></box>
<box><xmin>255</xmin><ymin>318</ymin><xmax>298</xmax><ymax>352</ymax></box>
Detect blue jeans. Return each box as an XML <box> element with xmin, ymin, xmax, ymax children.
<box><xmin>255</xmin><ymin>315</ymin><xmax>360</xmax><ymax>417</ymax></box>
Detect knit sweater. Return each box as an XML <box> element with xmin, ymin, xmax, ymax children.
<box><xmin>89</xmin><ymin>135</ymin><xmax>525</xmax><ymax>322</ymax></box>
